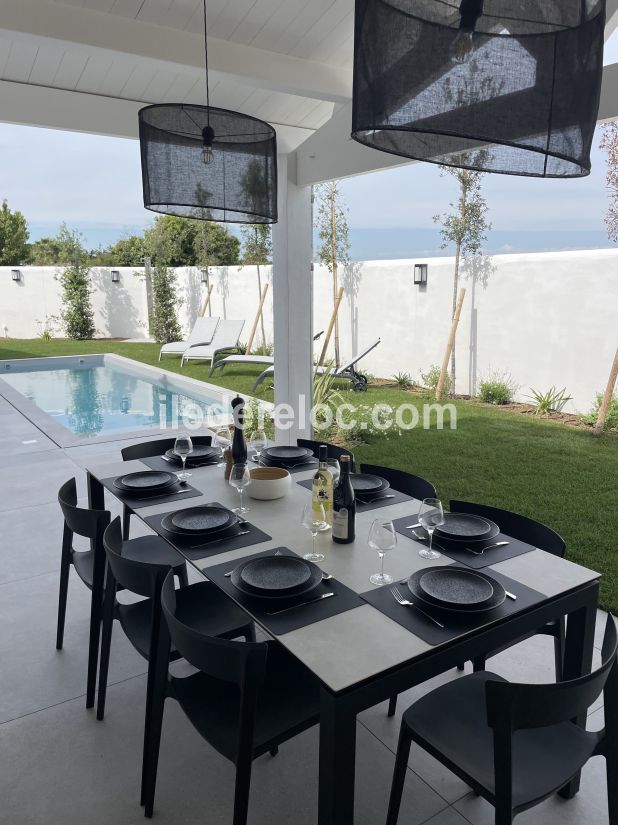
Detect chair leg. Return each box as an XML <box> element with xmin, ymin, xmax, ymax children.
<box><xmin>494</xmin><ymin>804</ymin><xmax>513</xmax><ymax>825</ymax></box>
<box><xmin>388</xmin><ymin>695</ymin><xmax>397</xmax><ymax>717</ymax></box>
<box><xmin>122</xmin><ymin>504</ymin><xmax>131</xmax><ymax>541</ymax></box>
<box><xmin>607</xmin><ymin>754</ymin><xmax>618</xmax><ymax>825</ymax></box>
<box><xmin>457</xmin><ymin>663</ymin><xmax>465</xmax><ymax>671</ymax></box>
<box><xmin>96</xmin><ymin>570</ymin><xmax>116</xmax><ymax>721</ymax></box>
<box><xmin>86</xmin><ymin>551</ymin><xmax>106</xmax><ymax>709</ymax></box>
<box><xmin>386</xmin><ymin>725</ymin><xmax>413</xmax><ymax>825</ymax></box>
<box><xmin>233</xmin><ymin>754</ymin><xmax>253</xmax><ymax>825</ymax></box>
<box><xmin>56</xmin><ymin>550</ymin><xmax>71</xmax><ymax>650</ymax></box>
<box><xmin>473</xmin><ymin>655</ymin><xmax>487</xmax><ymax>673</ymax></box>
<box><xmin>554</xmin><ymin>618</ymin><xmax>566</xmax><ymax>681</ymax></box>
<box><xmin>143</xmin><ymin>623</ymin><xmax>171</xmax><ymax>815</ymax></box>
<box><xmin>177</xmin><ymin>564</ymin><xmax>189</xmax><ymax>588</ymax></box>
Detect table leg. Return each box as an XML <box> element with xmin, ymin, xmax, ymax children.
<box><xmin>87</xmin><ymin>471</ymin><xmax>105</xmax><ymax>512</ymax></box>
<box><xmin>318</xmin><ymin>688</ymin><xmax>357</xmax><ymax>825</ymax></box>
<box><xmin>559</xmin><ymin>582</ymin><xmax>599</xmax><ymax>799</ymax></box>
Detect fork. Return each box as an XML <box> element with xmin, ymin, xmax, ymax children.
<box><xmin>466</xmin><ymin>541</ymin><xmax>510</xmax><ymax>556</ymax></box>
<box><xmin>390</xmin><ymin>586</ymin><xmax>445</xmax><ymax>628</ymax></box>
<box><xmin>357</xmin><ymin>494</ymin><xmax>396</xmax><ymax>505</ymax></box>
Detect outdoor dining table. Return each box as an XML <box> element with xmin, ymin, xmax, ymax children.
<box><xmin>86</xmin><ymin>455</ymin><xmax>600</xmax><ymax>825</ymax></box>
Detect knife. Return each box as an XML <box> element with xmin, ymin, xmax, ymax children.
<box><xmin>190</xmin><ymin>530</ymin><xmax>250</xmax><ymax>550</ymax></box>
<box><xmin>267</xmin><ymin>592</ymin><xmax>335</xmax><ymax>615</ymax></box>
<box><xmin>135</xmin><ymin>488</ymin><xmax>194</xmax><ymax>501</ymax></box>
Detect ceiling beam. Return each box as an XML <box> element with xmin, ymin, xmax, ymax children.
<box><xmin>0</xmin><ymin>0</ymin><xmax>351</xmax><ymax>105</ymax></box>
<box><xmin>0</xmin><ymin>79</ymin><xmax>313</xmax><ymax>153</ymax></box>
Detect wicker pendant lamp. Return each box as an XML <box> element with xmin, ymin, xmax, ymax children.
<box><xmin>138</xmin><ymin>1</ymin><xmax>277</xmax><ymax>222</ymax></box>
<box><xmin>351</xmin><ymin>0</ymin><xmax>606</xmax><ymax>177</ymax></box>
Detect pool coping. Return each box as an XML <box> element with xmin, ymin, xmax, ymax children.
<box><xmin>0</xmin><ymin>352</ymin><xmax>271</xmax><ymax>448</ymax></box>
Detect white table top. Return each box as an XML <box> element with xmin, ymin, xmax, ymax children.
<box><xmin>88</xmin><ymin>457</ymin><xmax>600</xmax><ymax>693</ymax></box>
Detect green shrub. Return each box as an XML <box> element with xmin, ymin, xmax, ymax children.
<box><xmin>479</xmin><ymin>380</ymin><xmax>513</xmax><ymax>405</ymax></box>
<box><xmin>55</xmin><ymin>227</ymin><xmax>95</xmax><ymax>340</ymax></box>
<box><xmin>420</xmin><ymin>364</ymin><xmax>451</xmax><ymax>395</ymax></box>
<box><xmin>392</xmin><ymin>371</ymin><xmax>413</xmax><ymax>389</ymax></box>
<box><xmin>581</xmin><ymin>393</ymin><xmax>618</xmax><ymax>431</ymax></box>
<box><xmin>149</xmin><ymin>263</ymin><xmax>182</xmax><ymax>344</ymax></box>
<box><xmin>252</xmin><ymin>341</ymin><xmax>274</xmax><ymax>356</ymax></box>
<box><xmin>527</xmin><ymin>386</ymin><xmax>573</xmax><ymax>415</ymax></box>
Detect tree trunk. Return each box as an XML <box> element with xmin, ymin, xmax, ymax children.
<box><xmin>256</xmin><ymin>264</ymin><xmax>266</xmax><ymax>348</ymax></box>
<box><xmin>331</xmin><ymin>197</ymin><xmax>340</xmax><ymax>367</ymax></box>
<box><xmin>450</xmin><ymin>240</ymin><xmax>461</xmax><ymax>395</ymax></box>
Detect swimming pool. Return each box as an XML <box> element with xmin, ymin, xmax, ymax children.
<box><xmin>0</xmin><ymin>353</ymin><xmax>235</xmax><ymax>446</ymax></box>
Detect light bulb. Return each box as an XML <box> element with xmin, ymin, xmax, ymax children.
<box><xmin>451</xmin><ymin>29</ymin><xmax>474</xmax><ymax>64</ymax></box>
<box><xmin>201</xmin><ymin>145</ymin><xmax>214</xmax><ymax>165</ymax></box>
<box><xmin>201</xmin><ymin>124</ymin><xmax>215</xmax><ymax>166</ymax></box>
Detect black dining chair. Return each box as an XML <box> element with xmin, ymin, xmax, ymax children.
<box><xmin>386</xmin><ymin>614</ymin><xmax>618</xmax><ymax>825</ymax></box>
<box><xmin>57</xmin><ymin>477</ymin><xmax>110</xmax><ymax>709</ymax></box>
<box><xmin>359</xmin><ymin>463</ymin><xmax>437</xmax><ymax>500</ymax></box>
<box><xmin>297</xmin><ymin>438</ymin><xmax>355</xmax><ymax>470</ymax></box>
<box><xmin>120</xmin><ymin>435</ymin><xmax>213</xmax><ymax>539</ymax></box>
<box><xmin>450</xmin><ymin>500</ymin><xmax>566</xmax><ymax>677</ymax></box>
<box><xmin>141</xmin><ymin>569</ymin><xmax>322</xmax><ymax>823</ymax></box>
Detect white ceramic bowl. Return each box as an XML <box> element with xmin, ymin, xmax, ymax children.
<box><xmin>247</xmin><ymin>467</ymin><xmax>291</xmax><ymax>500</ymax></box>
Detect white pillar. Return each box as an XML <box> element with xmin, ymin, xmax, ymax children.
<box><xmin>272</xmin><ymin>152</ymin><xmax>313</xmax><ymax>445</ymax></box>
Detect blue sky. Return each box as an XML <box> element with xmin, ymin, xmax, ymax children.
<box><xmin>0</xmin><ymin>118</ymin><xmax>613</xmax><ymax>260</ymax></box>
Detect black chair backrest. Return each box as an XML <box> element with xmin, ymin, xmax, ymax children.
<box><xmin>58</xmin><ymin>477</ymin><xmax>110</xmax><ymax>540</ymax></box>
<box><xmin>486</xmin><ymin>614</ymin><xmax>617</xmax><ymax>732</ymax></box>
<box><xmin>121</xmin><ymin>434</ymin><xmax>213</xmax><ymax>462</ymax></box>
<box><xmin>103</xmin><ymin>517</ymin><xmax>173</xmax><ymax>599</ymax></box>
<box><xmin>449</xmin><ymin>500</ymin><xmax>565</xmax><ymax>557</ymax></box>
<box><xmin>360</xmin><ymin>463</ymin><xmax>436</xmax><ymax>500</ymax></box>
<box><xmin>297</xmin><ymin>439</ymin><xmax>355</xmax><ymax>471</ymax></box>
<box><xmin>161</xmin><ymin>570</ymin><xmax>266</xmax><ymax>688</ymax></box>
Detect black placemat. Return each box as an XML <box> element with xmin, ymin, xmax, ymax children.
<box><xmin>360</xmin><ymin>569</ymin><xmax>545</xmax><ymax>646</ymax></box>
<box><xmin>100</xmin><ymin>476</ymin><xmax>203</xmax><ymax>509</ymax></box>
<box><xmin>297</xmin><ymin>478</ymin><xmax>414</xmax><ymax>511</ymax></box>
<box><xmin>253</xmin><ymin>456</ymin><xmax>318</xmax><ymax>475</ymax></box>
<box><xmin>142</xmin><ymin>455</ymin><xmax>220</xmax><ymax>473</ymax></box>
<box><xmin>144</xmin><ymin>502</ymin><xmax>272</xmax><ymax>560</ymax></box>
<box><xmin>393</xmin><ymin>515</ymin><xmax>536</xmax><ymax>569</ymax></box>
<box><xmin>205</xmin><ymin>546</ymin><xmax>364</xmax><ymax>635</ymax></box>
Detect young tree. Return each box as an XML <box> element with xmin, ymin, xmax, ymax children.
<box><xmin>55</xmin><ymin>224</ymin><xmax>96</xmax><ymax>340</ymax></box>
<box><xmin>600</xmin><ymin>122</ymin><xmax>618</xmax><ymax>242</ymax></box>
<box><xmin>0</xmin><ymin>200</ymin><xmax>29</xmax><ymax>264</ymax></box>
<box><xmin>315</xmin><ymin>181</ymin><xmax>351</xmax><ymax>366</ymax></box>
<box><xmin>240</xmin><ymin>224</ymin><xmax>272</xmax><ymax>348</ymax></box>
<box><xmin>433</xmin><ymin>163</ymin><xmax>490</xmax><ymax>392</ymax></box>
<box><xmin>145</xmin><ymin>225</ymin><xmax>182</xmax><ymax>344</ymax></box>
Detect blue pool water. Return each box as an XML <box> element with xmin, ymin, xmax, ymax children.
<box><xmin>1</xmin><ymin>359</ymin><xmax>224</xmax><ymax>439</ymax></box>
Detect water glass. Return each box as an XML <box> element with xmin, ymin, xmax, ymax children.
<box><xmin>248</xmin><ymin>429</ymin><xmax>267</xmax><ymax>462</ymax></box>
<box><xmin>173</xmin><ymin>435</ymin><xmax>193</xmax><ymax>481</ymax></box>
<box><xmin>301</xmin><ymin>503</ymin><xmax>326</xmax><ymax>562</ymax></box>
<box><xmin>368</xmin><ymin>519</ymin><xmax>397</xmax><ymax>585</ymax></box>
<box><xmin>229</xmin><ymin>463</ymin><xmax>251</xmax><ymax>515</ymax></box>
<box><xmin>418</xmin><ymin>498</ymin><xmax>444</xmax><ymax>560</ymax></box>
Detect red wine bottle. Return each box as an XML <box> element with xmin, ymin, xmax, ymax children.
<box><xmin>231</xmin><ymin>396</ymin><xmax>247</xmax><ymax>464</ymax></box>
<box><xmin>332</xmin><ymin>455</ymin><xmax>356</xmax><ymax>544</ymax></box>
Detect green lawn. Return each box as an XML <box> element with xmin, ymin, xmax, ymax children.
<box><xmin>3</xmin><ymin>338</ymin><xmax>617</xmax><ymax>612</ymax></box>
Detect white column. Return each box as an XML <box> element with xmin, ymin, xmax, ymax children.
<box><xmin>272</xmin><ymin>152</ymin><xmax>313</xmax><ymax>445</ymax></box>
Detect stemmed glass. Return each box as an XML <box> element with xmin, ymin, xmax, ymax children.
<box><xmin>368</xmin><ymin>519</ymin><xmax>397</xmax><ymax>585</ymax></box>
<box><xmin>248</xmin><ymin>429</ymin><xmax>267</xmax><ymax>462</ymax></box>
<box><xmin>214</xmin><ymin>424</ymin><xmax>233</xmax><ymax>466</ymax></box>
<box><xmin>229</xmin><ymin>463</ymin><xmax>251</xmax><ymax>515</ymax></box>
<box><xmin>418</xmin><ymin>498</ymin><xmax>445</xmax><ymax>560</ymax></box>
<box><xmin>173</xmin><ymin>435</ymin><xmax>193</xmax><ymax>481</ymax></box>
<box><xmin>325</xmin><ymin>458</ymin><xmax>340</xmax><ymax>485</ymax></box>
<box><xmin>301</xmin><ymin>502</ymin><xmax>326</xmax><ymax>562</ymax></box>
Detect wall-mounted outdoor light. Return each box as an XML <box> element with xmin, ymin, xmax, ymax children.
<box><xmin>120</xmin><ymin>396</ymin><xmax>130</xmax><ymax>414</ymax></box>
<box><xmin>11</xmin><ymin>269</ymin><xmax>21</xmax><ymax>282</ymax></box>
<box><xmin>111</xmin><ymin>270</ymin><xmax>120</xmax><ymax>283</ymax></box>
<box><xmin>201</xmin><ymin>268</ymin><xmax>209</xmax><ymax>284</ymax></box>
<box><xmin>414</xmin><ymin>263</ymin><xmax>427</xmax><ymax>286</ymax></box>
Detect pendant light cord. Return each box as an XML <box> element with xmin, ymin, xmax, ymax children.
<box><xmin>203</xmin><ymin>0</ymin><xmax>210</xmax><ymax>123</ymax></box>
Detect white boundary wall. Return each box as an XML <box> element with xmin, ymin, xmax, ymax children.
<box><xmin>1</xmin><ymin>248</ymin><xmax>617</xmax><ymax>413</ymax></box>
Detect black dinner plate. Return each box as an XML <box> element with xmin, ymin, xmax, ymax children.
<box><xmin>436</xmin><ymin>513</ymin><xmax>493</xmax><ymax>540</ymax></box>
<box><xmin>167</xmin><ymin>505</ymin><xmax>236</xmax><ymax>534</ymax></box>
<box><xmin>415</xmin><ymin>519</ymin><xmax>501</xmax><ymax>544</ymax></box>
<box><xmin>160</xmin><ymin>510</ymin><xmax>239</xmax><ymax>539</ymax></box>
<box><xmin>230</xmin><ymin>556</ymin><xmax>323</xmax><ymax>600</ymax></box>
<box><xmin>351</xmin><ymin>473</ymin><xmax>390</xmax><ymax>497</ymax></box>
<box><xmin>113</xmin><ymin>470</ymin><xmax>177</xmax><ymax>494</ymax></box>
<box><xmin>164</xmin><ymin>445</ymin><xmax>220</xmax><ymax>465</ymax></box>
<box><xmin>261</xmin><ymin>446</ymin><xmax>314</xmax><ymax>464</ymax></box>
<box><xmin>419</xmin><ymin>568</ymin><xmax>494</xmax><ymax>606</ymax></box>
<box><xmin>408</xmin><ymin>567</ymin><xmax>506</xmax><ymax>613</ymax></box>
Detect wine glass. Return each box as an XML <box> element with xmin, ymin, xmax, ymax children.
<box><xmin>248</xmin><ymin>429</ymin><xmax>267</xmax><ymax>462</ymax></box>
<box><xmin>229</xmin><ymin>463</ymin><xmax>251</xmax><ymax>515</ymax></box>
<box><xmin>214</xmin><ymin>424</ymin><xmax>233</xmax><ymax>466</ymax></box>
<box><xmin>173</xmin><ymin>435</ymin><xmax>193</xmax><ymax>481</ymax></box>
<box><xmin>301</xmin><ymin>502</ymin><xmax>326</xmax><ymax>562</ymax></box>
<box><xmin>418</xmin><ymin>498</ymin><xmax>444</xmax><ymax>560</ymax></box>
<box><xmin>325</xmin><ymin>458</ymin><xmax>340</xmax><ymax>485</ymax></box>
<box><xmin>368</xmin><ymin>519</ymin><xmax>397</xmax><ymax>585</ymax></box>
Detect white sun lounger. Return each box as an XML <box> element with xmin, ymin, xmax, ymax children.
<box><xmin>159</xmin><ymin>316</ymin><xmax>220</xmax><ymax>360</ymax></box>
<box><xmin>251</xmin><ymin>337</ymin><xmax>381</xmax><ymax>392</ymax></box>
<box><xmin>180</xmin><ymin>319</ymin><xmax>245</xmax><ymax>367</ymax></box>
<box><xmin>207</xmin><ymin>330</ymin><xmax>325</xmax><ymax>378</ymax></box>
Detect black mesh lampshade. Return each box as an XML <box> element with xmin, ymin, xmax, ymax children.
<box><xmin>352</xmin><ymin>0</ymin><xmax>606</xmax><ymax>177</ymax></box>
<box><xmin>139</xmin><ymin>104</ymin><xmax>278</xmax><ymax>223</ymax></box>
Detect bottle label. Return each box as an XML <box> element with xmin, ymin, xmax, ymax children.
<box><xmin>332</xmin><ymin>508</ymin><xmax>348</xmax><ymax>540</ymax></box>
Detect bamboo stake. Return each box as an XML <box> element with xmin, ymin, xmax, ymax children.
<box><xmin>319</xmin><ymin>286</ymin><xmax>345</xmax><ymax>365</ymax></box>
<box><xmin>593</xmin><ymin>347</ymin><xmax>618</xmax><ymax>435</ymax></box>
<box><xmin>436</xmin><ymin>287</ymin><xmax>466</xmax><ymax>401</ymax></box>
<box><xmin>199</xmin><ymin>284</ymin><xmax>213</xmax><ymax>317</ymax></box>
<box><xmin>245</xmin><ymin>283</ymin><xmax>270</xmax><ymax>354</ymax></box>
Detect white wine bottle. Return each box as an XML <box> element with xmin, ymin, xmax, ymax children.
<box><xmin>312</xmin><ymin>445</ymin><xmax>333</xmax><ymax>528</ymax></box>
